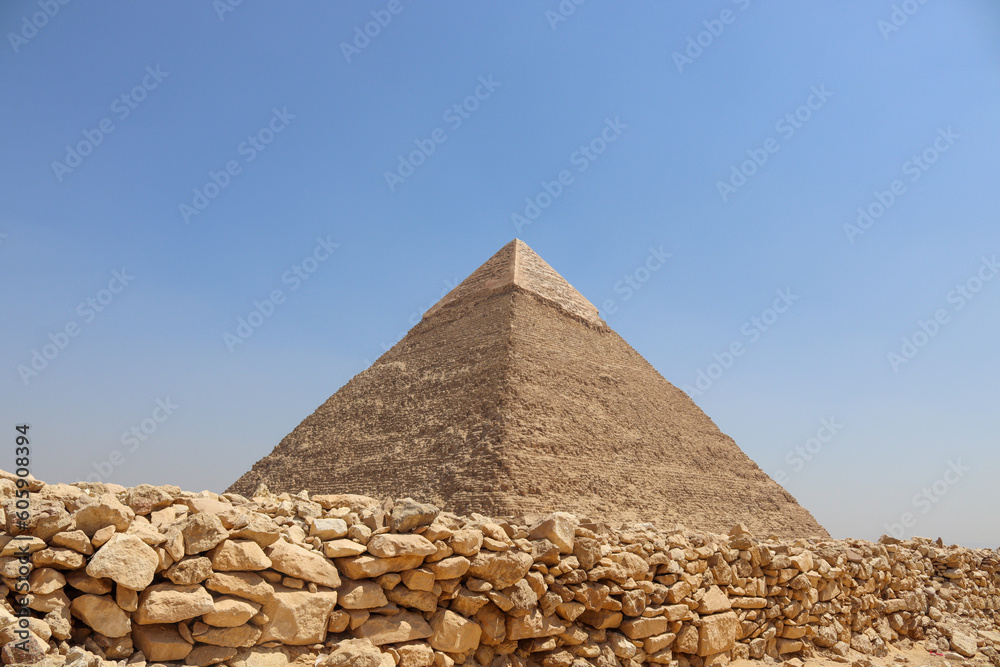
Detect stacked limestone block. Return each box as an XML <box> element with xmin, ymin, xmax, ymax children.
<box><xmin>0</xmin><ymin>471</ymin><xmax>998</xmax><ymax>667</ymax></box>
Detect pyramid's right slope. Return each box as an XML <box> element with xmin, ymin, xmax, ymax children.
<box><xmin>229</xmin><ymin>239</ymin><xmax>827</xmax><ymax>538</ymax></box>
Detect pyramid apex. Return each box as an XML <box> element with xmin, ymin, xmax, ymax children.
<box><xmin>424</xmin><ymin>239</ymin><xmax>601</xmax><ymax>324</ymax></box>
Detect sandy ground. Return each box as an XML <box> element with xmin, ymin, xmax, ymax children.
<box><xmin>731</xmin><ymin>641</ymin><xmax>994</xmax><ymax>667</ymax></box>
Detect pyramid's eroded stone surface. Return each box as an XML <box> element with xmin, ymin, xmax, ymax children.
<box><xmin>228</xmin><ymin>239</ymin><xmax>828</xmax><ymax>538</ymax></box>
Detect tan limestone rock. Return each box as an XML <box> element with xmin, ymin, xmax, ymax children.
<box><xmin>74</xmin><ymin>493</ymin><xmax>135</xmax><ymax>536</ymax></box>
<box><xmin>467</xmin><ymin>550</ymin><xmax>533</xmax><ymax>589</ymax></box>
<box><xmin>191</xmin><ymin>621</ymin><xmax>262</xmax><ymax>648</ymax></box>
<box><xmin>338</xmin><ymin>579</ymin><xmax>388</xmax><ymax>609</ymax></box>
<box><xmin>209</xmin><ymin>539</ymin><xmax>271</xmax><ymax>571</ymax></box>
<box><xmin>69</xmin><ymin>594</ymin><xmax>132</xmax><ymax>637</ymax></box>
<box><xmin>201</xmin><ymin>596</ymin><xmax>261</xmax><ymax>627</ymax></box>
<box><xmin>205</xmin><ymin>571</ymin><xmax>275</xmax><ymax>604</ymax></box>
<box><xmin>696</xmin><ymin>586</ymin><xmax>732</xmax><ymax>614</ymax></box>
<box><xmin>265</xmin><ymin>539</ymin><xmax>341</xmax><ymax>587</ymax></box>
<box><xmin>132</xmin><ymin>623</ymin><xmax>193</xmax><ymax>661</ymax></box>
<box><xmin>428</xmin><ymin>609</ymin><xmax>483</xmax><ymax>653</ymax></box>
<box><xmin>352</xmin><ymin>611</ymin><xmax>433</xmax><ymax>646</ymax></box>
<box><xmin>366</xmin><ymin>534</ymin><xmax>437</xmax><ymax>558</ymax></box>
<box><xmin>86</xmin><ymin>533</ymin><xmax>159</xmax><ymax>589</ymax></box>
<box><xmin>528</xmin><ymin>512</ymin><xmax>578</xmax><ymax>554</ymax></box>
<box><xmin>336</xmin><ymin>554</ymin><xmax>426</xmax><ymax>579</ymax></box>
<box><xmin>134</xmin><ymin>583</ymin><xmax>216</xmax><ymax>624</ymax></box>
<box><xmin>181</xmin><ymin>513</ymin><xmax>229</xmax><ymax>554</ymax></box>
<box><xmin>165</xmin><ymin>556</ymin><xmax>214</xmax><ymax>585</ymax></box>
<box><xmin>259</xmin><ymin>588</ymin><xmax>338</xmax><ymax>644</ymax></box>
<box><xmin>697</xmin><ymin>611</ymin><xmax>739</xmax><ymax>656</ymax></box>
<box><xmin>324</xmin><ymin>539</ymin><xmax>367</xmax><ymax>558</ymax></box>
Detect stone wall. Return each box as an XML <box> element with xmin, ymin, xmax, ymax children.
<box><xmin>1</xmin><ymin>473</ymin><xmax>998</xmax><ymax>667</ymax></box>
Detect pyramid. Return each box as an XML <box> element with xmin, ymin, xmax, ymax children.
<box><xmin>228</xmin><ymin>239</ymin><xmax>827</xmax><ymax>537</ymax></box>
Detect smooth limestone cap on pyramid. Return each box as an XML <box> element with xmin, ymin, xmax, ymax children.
<box><xmin>228</xmin><ymin>239</ymin><xmax>827</xmax><ymax>538</ymax></box>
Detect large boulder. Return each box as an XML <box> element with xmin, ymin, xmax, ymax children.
<box><xmin>86</xmin><ymin>534</ymin><xmax>159</xmax><ymax>589</ymax></box>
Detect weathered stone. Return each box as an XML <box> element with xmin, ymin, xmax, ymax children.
<box><xmin>210</xmin><ymin>539</ymin><xmax>271</xmax><ymax>571</ymax></box>
<box><xmin>1</xmin><ymin>630</ymin><xmax>47</xmax><ymax>664</ymax></box>
<box><xmin>396</xmin><ymin>643</ymin><xmax>435</xmax><ymax>667</ymax></box>
<box><xmin>87</xmin><ymin>533</ymin><xmax>159</xmax><ymax>589</ymax></box>
<box><xmin>201</xmin><ymin>596</ymin><xmax>261</xmax><ymax>627</ymax></box>
<box><xmin>426</xmin><ymin>556</ymin><xmax>470</xmax><ymax>580</ymax></box>
<box><xmin>390</xmin><ymin>498</ymin><xmax>440</xmax><ymax>532</ymax></box>
<box><xmin>697</xmin><ymin>611</ymin><xmax>739</xmax><ymax>656</ymax></box>
<box><xmin>467</xmin><ymin>550</ymin><xmax>533</xmax><ymax>589</ymax></box>
<box><xmin>134</xmin><ymin>583</ymin><xmax>216</xmax><ymax>624</ymax></box>
<box><xmin>228</xmin><ymin>512</ymin><xmax>282</xmax><ymax>547</ymax></box>
<box><xmin>448</xmin><ymin>529</ymin><xmax>483</xmax><ymax>557</ymax></box>
<box><xmin>191</xmin><ymin>621</ymin><xmax>262</xmax><ymax>648</ymax></box>
<box><xmin>578</xmin><ymin>609</ymin><xmax>623</xmax><ymax>630</ymax></box>
<box><xmin>259</xmin><ymin>588</ymin><xmax>338</xmax><ymax>644</ymax></box>
<box><xmin>353</xmin><ymin>611</ymin><xmax>433</xmax><ymax>645</ymax></box>
<box><xmin>319</xmin><ymin>638</ymin><xmax>391</xmax><ymax>667</ymax></box>
<box><xmin>528</xmin><ymin>512</ymin><xmax>578</xmax><ymax>554</ymax></box>
<box><xmin>181</xmin><ymin>513</ymin><xmax>229</xmax><ymax>554</ymax></box>
<box><xmin>336</xmin><ymin>554</ymin><xmax>426</xmax><ymax>579</ymax></box>
<box><xmin>5</xmin><ymin>498</ymin><xmax>72</xmax><ymax>540</ymax></box>
<box><xmin>73</xmin><ymin>493</ymin><xmax>135</xmax><ymax>536</ymax></box>
<box><xmin>621</xmin><ymin>616</ymin><xmax>670</xmax><ymax>640</ymax></box>
<box><xmin>386</xmin><ymin>586</ymin><xmax>439</xmax><ymax>612</ymax></box>
<box><xmin>205</xmin><ymin>571</ymin><xmax>275</xmax><ymax>604</ymax></box>
<box><xmin>696</xmin><ymin>586</ymin><xmax>732</xmax><ymax>614</ymax></box>
<box><xmin>185</xmin><ymin>644</ymin><xmax>238</xmax><ymax>667</ymax></box>
<box><xmin>507</xmin><ymin>609</ymin><xmax>570</xmax><ymax>640</ymax></box>
<box><xmin>70</xmin><ymin>594</ymin><xmax>131</xmax><ymax>637</ymax></box>
<box><xmin>951</xmin><ymin>630</ymin><xmax>978</xmax><ymax>658</ymax></box>
<box><xmin>338</xmin><ymin>578</ymin><xmax>388</xmax><ymax>609</ymax></box>
<box><xmin>27</xmin><ymin>567</ymin><xmax>65</xmax><ymax>595</ymax></box>
<box><xmin>124</xmin><ymin>484</ymin><xmax>175</xmax><ymax>515</ymax></box>
<box><xmin>33</xmin><ymin>546</ymin><xmax>86</xmax><ymax>570</ymax></box>
<box><xmin>429</xmin><ymin>609</ymin><xmax>482</xmax><ymax>653</ymax></box>
<box><xmin>50</xmin><ymin>529</ymin><xmax>94</xmax><ymax>555</ymax></box>
<box><xmin>401</xmin><ymin>568</ymin><xmax>436</xmax><ymax>591</ymax></box>
<box><xmin>324</xmin><ymin>539</ymin><xmax>367</xmax><ymax>558</ymax></box>
<box><xmin>132</xmin><ymin>623</ymin><xmax>193</xmax><ymax>661</ymax></box>
<box><xmin>310</xmin><ymin>518</ymin><xmax>349</xmax><ymax>539</ymax></box>
<box><xmin>366</xmin><ymin>533</ymin><xmax>437</xmax><ymax>558</ymax></box>
<box><xmin>263</xmin><ymin>539</ymin><xmax>340</xmax><ymax>587</ymax></box>
<box><xmin>165</xmin><ymin>556</ymin><xmax>214</xmax><ymax>585</ymax></box>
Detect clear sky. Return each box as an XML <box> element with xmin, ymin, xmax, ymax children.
<box><xmin>2</xmin><ymin>2</ymin><xmax>997</xmax><ymax>547</ymax></box>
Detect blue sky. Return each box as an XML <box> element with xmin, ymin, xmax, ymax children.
<box><xmin>2</xmin><ymin>1</ymin><xmax>997</xmax><ymax>547</ymax></box>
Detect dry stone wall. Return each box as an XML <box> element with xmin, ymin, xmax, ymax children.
<box><xmin>1</xmin><ymin>472</ymin><xmax>998</xmax><ymax>667</ymax></box>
